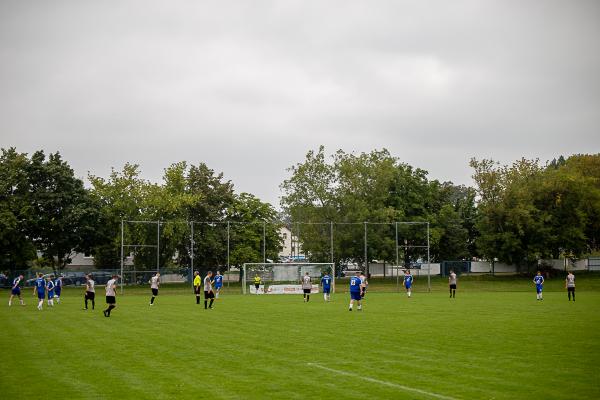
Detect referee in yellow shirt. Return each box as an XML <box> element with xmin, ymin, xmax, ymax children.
<box><xmin>193</xmin><ymin>271</ymin><xmax>201</xmax><ymax>304</ymax></box>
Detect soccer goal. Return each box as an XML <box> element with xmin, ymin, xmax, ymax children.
<box><xmin>242</xmin><ymin>263</ymin><xmax>335</xmax><ymax>295</ymax></box>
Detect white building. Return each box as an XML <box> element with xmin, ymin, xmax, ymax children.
<box><xmin>278</xmin><ymin>226</ymin><xmax>305</xmax><ymax>261</ymax></box>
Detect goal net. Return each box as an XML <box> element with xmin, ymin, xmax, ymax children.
<box><xmin>242</xmin><ymin>263</ymin><xmax>335</xmax><ymax>294</ymax></box>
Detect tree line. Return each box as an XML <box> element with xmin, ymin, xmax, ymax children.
<box><xmin>1</xmin><ymin>146</ymin><xmax>599</xmax><ymax>274</ymax></box>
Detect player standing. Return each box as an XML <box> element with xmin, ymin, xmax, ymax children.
<box><xmin>149</xmin><ymin>272</ymin><xmax>160</xmax><ymax>306</ymax></box>
<box><xmin>359</xmin><ymin>272</ymin><xmax>368</xmax><ymax>299</ymax></box>
<box><xmin>204</xmin><ymin>271</ymin><xmax>215</xmax><ymax>309</ymax></box>
<box><xmin>302</xmin><ymin>272</ymin><xmax>312</xmax><ymax>302</ymax></box>
<box><xmin>448</xmin><ymin>270</ymin><xmax>457</xmax><ymax>298</ymax></box>
<box><xmin>348</xmin><ymin>271</ymin><xmax>363</xmax><ymax>311</ymax></box>
<box><xmin>533</xmin><ymin>271</ymin><xmax>544</xmax><ymax>301</ymax></box>
<box><xmin>84</xmin><ymin>274</ymin><xmax>95</xmax><ymax>310</ymax></box>
<box><xmin>9</xmin><ymin>275</ymin><xmax>25</xmax><ymax>306</ymax></box>
<box><xmin>253</xmin><ymin>274</ymin><xmax>262</xmax><ymax>294</ymax></box>
<box><xmin>103</xmin><ymin>275</ymin><xmax>118</xmax><ymax>317</ymax></box>
<box><xmin>193</xmin><ymin>271</ymin><xmax>201</xmax><ymax>304</ymax></box>
<box><xmin>46</xmin><ymin>276</ymin><xmax>55</xmax><ymax>307</ymax></box>
<box><xmin>214</xmin><ymin>271</ymin><xmax>223</xmax><ymax>299</ymax></box>
<box><xmin>54</xmin><ymin>275</ymin><xmax>63</xmax><ymax>304</ymax></box>
<box><xmin>321</xmin><ymin>273</ymin><xmax>331</xmax><ymax>302</ymax></box>
<box><xmin>566</xmin><ymin>271</ymin><xmax>575</xmax><ymax>301</ymax></box>
<box><xmin>33</xmin><ymin>273</ymin><xmax>46</xmax><ymax>310</ymax></box>
<box><xmin>403</xmin><ymin>270</ymin><xmax>413</xmax><ymax>298</ymax></box>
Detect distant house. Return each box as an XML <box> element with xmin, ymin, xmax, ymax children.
<box><xmin>278</xmin><ymin>226</ymin><xmax>305</xmax><ymax>261</ymax></box>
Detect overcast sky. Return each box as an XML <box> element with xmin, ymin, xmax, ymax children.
<box><xmin>1</xmin><ymin>0</ymin><xmax>599</xmax><ymax>207</ymax></box>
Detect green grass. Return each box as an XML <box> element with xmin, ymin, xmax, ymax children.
<box><xmin>1</xmin><ymin>276</ymin><xmax>599</xmax><ymax>399</ymax></box>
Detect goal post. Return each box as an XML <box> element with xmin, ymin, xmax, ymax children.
<box><xmin>242</xmin><ymin>263</ymin><xmax>335</xmax><ymax>295</ymax></box>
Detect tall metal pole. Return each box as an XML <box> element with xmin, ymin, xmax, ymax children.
<box><xmin>330</xmin><ymin>221</ymin><xmax>335</xmax><ymax>293</ymax></box>
<box><xmin>395</xmin><ymin>222</ymin><xmax>399</xmax><ymax>292</ymax></box>
<box><xmin>227</xmin><ymin>221</ymin><xmax>230</xmax><ymax>288</ymax></box>
<box><xmin>156</xmin><ymin>220</ymin><xmax>160</xmax><ymax>272</ymax></box>
<box><xmin>427</xmin><ymin>221</ymin><xmax>431</xmax><ymax>292</ymax></box>
<box><xmin>190</xmin><ymin>221</ymin><xmax>194</xmax><ymax>290</ymax></box>
<box><xmin>262</xmin><ymin>221</ymin><xmax>266</xmax><ymax>263</ymax></box>
<box><xmin>120</xmin><ymin>219</ymin><xmax>124</xmax><ymax>295</ymax></box>
<box><xmin>364</xmin><ymin>222</ymin><xmax>368</xmax><ymax>275</ymax></box>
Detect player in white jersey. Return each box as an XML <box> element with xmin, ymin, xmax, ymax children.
<box><xmin>149</xmin><ymin>272</ymin><xmax>160</xmax><ymax>306</ymax></box>
<box><xmin>103</xmin><ymin>275</ymin><xmax>118</xmax><ymax>317</ymax></box>
<box><xmin>84</xmin><ymin>274</ymin><xmax>95</xmax><ymax>310</ymax></box>
<box><xmin>204</xmin><ymin>271</ymin><xmax>215</xmax><ymax>309</ymax></box>
<box><xmin>301</xmin><ymin>272</ymin><xmax>312</xmax><ymax>302</ymax></box>
<box><xmin>448</xmin><ymin>270</ymin><xmax>457</xmax><ymax>298</ymax></box>
<box><xmin>565</xmin><ymin>271</ymin><xmax>575</xmax><ymax>301</ymax></box>
<box><xmin>359</xmin><ymin>273</ymin><xmax>368</xmax><ymax>299</ymax></box>
<box><xmin>9</xmin><ymin>275</ymin><xmax>25</xmax><ymax>306</ymax></box>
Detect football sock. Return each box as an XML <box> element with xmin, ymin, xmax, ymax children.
<box><xmin>572</xmin><ymin>292</ymin><xmax>575</xmax><ymax>301</ymax></box>
<box><xmin>209</xmin><ymin>299</ymin><xmax>214</xmax><ymax>308</ymax></box>
<box><xmin>196</xmin><ymin>296</ymin><xmax>200</xmax><ymax>304</ymax></box>
<box><xmin>38</xmin><ymin>300</ymin><xmax>43</xmax><ymax>308</ymax></box>
<box><xmin>204</xmin><ymin>300</ymin><xmax>208</xmax><ymax>309</ymax></box>
<box><xmin>150</xmin><ymin>296</ymin><xmax>155</xmax><ymax>304</ymax></box>
<box><xmin>92</xmin><ymin>300</ymin><xmax>95</xmax><ymax>309</ymax></box>
<box><xmin>8</xmin><ymin>299</ymin><xmax>11</xmax><ymax>306</ymax></box>
<box><xmin>84</xmin><ymin>298</ymin><xmax>88</xmax><ymax>309</ymax></box>
<box><xmin>453</xmin><ymin>290</ymin><xmax>456</xmax><ymax>298</ymax></box>
<box><xmin>306</xmin><ymin>295</ymin><xmax>310</xmax><ymax>302</ymax></box>
<box><xmin>349</xmin><ymin>303</ymin><xmax>353</xmax><ymax>310</ymax></box>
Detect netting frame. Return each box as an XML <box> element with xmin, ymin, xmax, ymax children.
<box><xmin>242</xmin><ymin>262</ymin><xmax>335</xmax><ymax>294</ymax></box>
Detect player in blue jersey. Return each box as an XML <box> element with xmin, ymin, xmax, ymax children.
<box><xmin>214</xmin><ymin>271</ymin><xmax>223</xmax><ymax>299</ymax></box>
<box><xmin>33</xmin><ymin>273</ymin><xmax>46</xmax><ymax>310</ymax></box>
<box><xmin>8</xmin><ymin>275</ymin><xmax>25</xmax><ymax>306</ymax></box>
<box><xmin>348</xmin><ymin>271</ymin><xmax>364</xmax><ymax>311</ymax></box>
<box><xmin>46</xmin><ymin>276</ymin><xmax>56</xmax><ymax>307</ymax></box>
<box><xmin>403</xmin><ymin>270</ymin><xmax>413</xmax><ymax>298</ymax></box>
<box><xmin>533</xmin><ymin>271</ymin><xmax>544</xmax><ymax>301</ymax></box>
<box><xmin>321</xmin><ymin>273</ymin><xmax>332</xmax><ymax>302</ymax></box>
<box><xmin>54</xmin><ymin>275</ymin><xmax>63</xmax><ymax>304</ymax></box>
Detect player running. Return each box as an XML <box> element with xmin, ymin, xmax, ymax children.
<box><xmin>348</xmin><ymin>271</ymin><xmax>363</xmax><ymax>311</ymax></box>
<box><xmin>103</xmin><ymin>275</ymin><xmax>118</xmax><ymax>317</ymax></box>
<box><xmin>204</xmin><ymin>271</ymin><xmax>215</xmax><ymax>309</ymax></box>
<box><xmin>149</xmin><ymin>272</ymin><xmax>160</xmax><ymax>306</ymax></box>
<box><xmin>302</xmin><ymin>272</ymin><xmax>312</xmax><ymax>302</ymax></box>
<box><xmin>33</xmin><ymin>273</ymin><xmax>46</xmax><ymax>310</ymax></box>
<box><xmin>214</xmin><ymin>271</ymin><xmax>223</xmax><ymax>299</ymax></box>
<box><xmin>403</xmin><ymin>269</ymin><xmax>413</xmax><ymax>298</ymax></box>
<box><xmin>54</xmin><ymin>275</ymin><xmax>63</xmax><ymax>304</ymax></box>
<box><xmin>533</xmin><ymin>271</ymin><xmax>544</xmax><ymax>301</ymax></box>
<box><xmin>359</xmin><ymin>272</ymin><xmax>368</xmax><ymax>299</ymax></box>
<box><xmin>9</xmin><ymin>275</ymin><xmax>25</xmax><ymax>306</ymax></box>
<box><xmin>84</xmin><ymin>274</ymin><xmax>95</xmax><ymax>310</ymax></box>
<box><xmin>46</xmin><ymin>276</ymin><xmax>56</xmax><ymax>307</ymax></box>
<box><xmin>253</xmin><ymin>274</ymin><xmax>262</xmax><ymax>294</ymax></box>
<box><xmin>448</xmin><ymin>270</ymin><xmax>457</xmax><ymax>298</ymax></box>
<box><xmin>321</xmin><ymin>273</ymin><xmax>332</xmax><ymax>302</ymax></box>
<box><xmin>193</xmin><ymin>271</ymin><xmax>201</xmax><ymax>304</ymax></box>
<box><xmin>566</xmin><ymin>271</ymin><xmax>575</xmax><ymax>301</ymax></box>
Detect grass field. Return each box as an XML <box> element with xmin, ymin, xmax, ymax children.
<box><xmin>1</xmin><ymin>275</ymin><xmax>599</xmax><ymax>400</ymax></box>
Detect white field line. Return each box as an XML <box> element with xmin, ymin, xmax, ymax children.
<box><xmin>307</xmin><ymin>362</ymin><xmax>459</xmax><ymax>400</ymax></box>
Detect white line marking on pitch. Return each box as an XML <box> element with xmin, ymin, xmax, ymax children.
<box><xmin>307</xmin><ymin>363</ymin><xmax>458</xmax><ymax>400</ymax></box>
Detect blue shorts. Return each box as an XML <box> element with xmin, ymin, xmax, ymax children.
<box><xmin>405</xmin><ymin>283</ymin><xmax>412</xmax><ymax>289</ymax></box>
<box><xmin>323</xmin><ymin>287</ymin><xmax>330</xmax><ymax>294</ymax></box>
<box><xmin>350</xmin><ymin>291</ymin><xmax>362</xmax><ymax>301</ymax></box>
<box><xmin>215</xmin><ymin>285</ymin><xmax>222</xmax><ymax>290</ymax></box>
<box><xmin>536</xmin><ymin>285</ymin><xmax>543</xmax><ymax>294</ymax></box>
<box><xmin>47</xmin><ymin>291</ymin><xmax>55</xmax><ymax>299</ymax></box>
<box><xmin>55</xmin><ymin>288</ymin><xmax>61</xmax><ymax>296</ymax></box>
<box><xmin>37</xmin><ymin>291</ymin><xmax>45</xmax><ymax>300</ymax></box>
<box><xmin>11</xmin><ymin>288</ymin><xmax>21</xmax><ymax>295</ymax></box>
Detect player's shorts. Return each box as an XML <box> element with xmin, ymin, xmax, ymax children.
<box><xmin>11</xmin><ymin>287</ymin><xmax>21</xmax><ymax>295</ymax></box>
<box><xmin>106</xmin><ymin>296</ymin><xmax>116</xmax><ymax>304</ymax></box>
<box><xmin>47</xmin><ymin>291</ymin><xmax>55</xmax><ymax>299</ymax></box>
<box><xmin>194</xmin><ymin>286</ymin><xmax>201</xmax><ymax>295</ymax></box>
<box><xmin>254</xmin><ymin>284</ymin><xmax>260</xmax><ymax>290</ymax></box>
<box><xmin>37</xmin><ymin>291</ymin><xmax>45</xmax><ymax>300</ymax></box>
<box><xmin>204</xmin><ymin>291</ymin><xmax>215</xmax><ymax>299</ymax></box>
<box><xmin>350</xmin><ymin>291</ymin><xmax>362</xmax><ymax>301</ymax></box>
<box><xmin>323</xmin><ymin>287</ymin><xmax>330</xmax><ymax>294</ymax></box>
<box><xmin>567</xmin><ymin>287</ymin><xmax>575</xmax><ymax>292</ymax></box>
<box><xmin>215</xmin><ymin>285</ymin><xmax>222</xmax><ymax>290</ymax></box>
<box><xmin>151</xmin><ymin>288</ymin><xmax>158</xmax><ymax>296</ymax></box>
<box><xmin>303</xmin><ymin>288</ymin><xmax>311</xmax><ymax>294</ymax></box>
<box><xmin>405</xmin><ymin>283</ymin><xmax>412</xmax><ymax>289</ymax></box>
<box><xmin>536</xmin><ymin>285</ymin><xmax>543</xmax><ymax>293</ymax></box>
<box><xmin>85</xmin><ymin>291</ymin><xmax>95</xmax><ymax>300</ymax></box>
<box><xmin>449</xmin><ymin>284</ymin><xmax>457</xmax><ymax>289</ymax></box>
<box><xmin>55</xmin><ymin>288</ymin><xmax>61</xmax><ymax>296</ymax></box>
